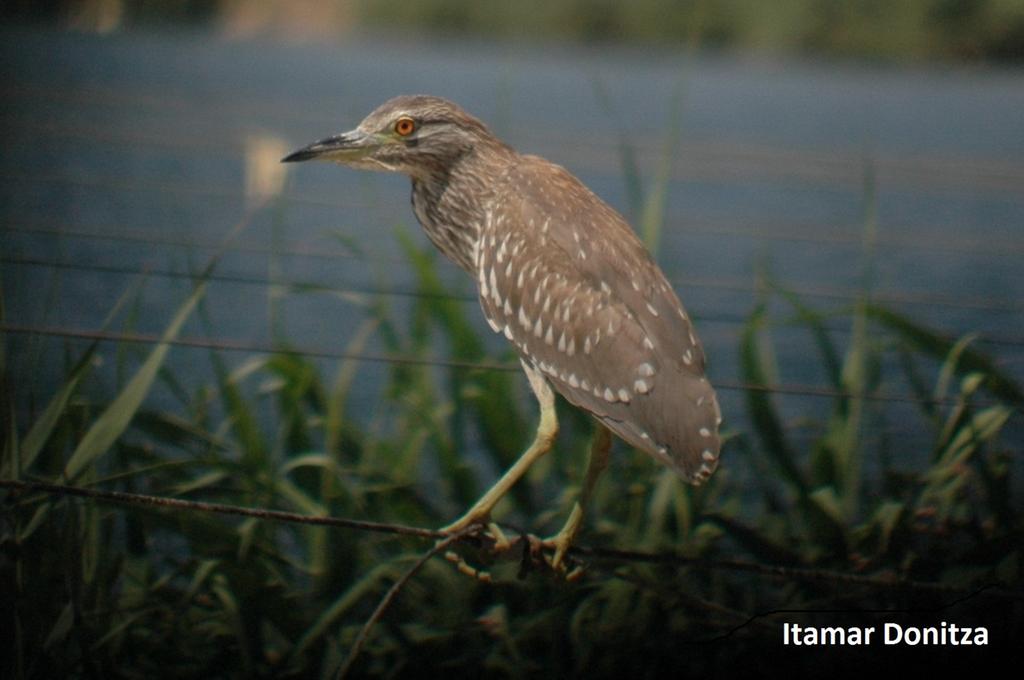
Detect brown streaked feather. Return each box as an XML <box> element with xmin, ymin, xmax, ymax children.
<box><xmin>477</xmin><ymin>156</ymin><xmax>721</xmax><ymax>483</ymax></box>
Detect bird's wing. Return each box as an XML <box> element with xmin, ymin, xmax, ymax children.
<box><xmin>475</xmin><ymin>156</ymin><xmax>720</xmax><ymax>484</ymax></box>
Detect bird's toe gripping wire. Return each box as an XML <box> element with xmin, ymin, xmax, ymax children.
<box><xmin>541</xmin><ymin>424</ymin><xmax>612</xmax><ymax>574</ymax></box>
<box><xmin>490</xmin><ymin>426</ymin><xmax>611</xmax><ymax>582</ymax></box>
<box><xmin>439</xmin><ymin>363</ymin><xmax>559</xmax><ymax>580</ymax></box>
<box><xmin>438</xmin><ymin>374</ymin><xmax>610</xmax><ymax>581</ymax></box>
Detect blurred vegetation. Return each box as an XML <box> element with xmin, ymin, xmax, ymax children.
<box><xmin>360</xmin><ymin>0</ymin><xmax>1024</xmax><ymax>63</ymax></box>
<box><xmin>3</xmin><ymin>0</ymin><xmax>1024</xmax><ymax>63</ymax></box>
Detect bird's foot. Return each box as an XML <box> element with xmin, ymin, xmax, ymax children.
<box><xmin>437</xmin><ymin>518</ymin><xmax>515</xmax><ymax>582</ymax></box>
<box><xmin>437</xmin><ymin>517</ymin><xmax>586</xmax><ymax>582</ymax></box>
<box><xmin>524</xmin><ymin>534</ymin><xmax>586</xmax><ymax>581</ymax></box>
<box><xmin>440</xmin><ymin>512</ymin><xmax>513</xmax><ymax>551</ymax></box>
<box><xmin>444</xmin><ymin>549</ymin><xmax>493</xmax><ymax>583</ymax></box>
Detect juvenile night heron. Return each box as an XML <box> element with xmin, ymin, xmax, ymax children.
<box><xmin>284</xmin><ymin>95</ymin><xmax>721</xmax><ymax>568</ymax></box>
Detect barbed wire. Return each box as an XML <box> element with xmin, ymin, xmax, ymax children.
<box><xmin>4</xmin><ymin>479</ymin><xmax>1019</xmax><ymax>603</ymax></box>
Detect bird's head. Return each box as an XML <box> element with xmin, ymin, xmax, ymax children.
<box><xmin>282</xmin><ymin>95</ymin><xmax>505</xmax><ymax>180</ymax></box>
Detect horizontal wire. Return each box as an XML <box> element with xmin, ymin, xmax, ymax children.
<box><xmin>1</xmin><ymin>321</ymin><xmax>1014</xmax><ymax>411</ymax></box>
<box><xmin>7</xmin><ymin>191</ymin><xmax>1024</xmax><ymax>262</ymax></box>
<box><xmin>0</xmin><ymin>168</ymin><xmax>251</xmax><ymax>202</ymax></box>
<box><xmin>5</xmin><ymin>227</ymin><xmax>1021</xmax><ymax>316</ymax></box>
<box><xmin>4</xmin><ymin>132</ymin><xmax>1022</xmax><ymax>316</ymax></box>
<box><xmin>6</xmin><ymin>253</ymin><xmax>1024</xmax><ymax>351</ymax></box>
<box><xmin>2</xmin><ymin>82</ymin><xmax>337</xmax><ymax>132</ymax></box>
<box><xmin>6</xmin><ymin>76</ymin><xmax>1024</xmax><ymax>210</ymax></box>
<box><xmin>4</xmin><ymin>87</ymin><xmax>1021</xmax><ymax>408</ymax></box>
<box><xmin>2</xmin><ymin>479</ymin><xmax>442</xmax><ymax>539</ymax></box>
<box><xmin>4</xmin><ymin>131</ymin><xmax>1024</xmax><ymax>259</ymax></box>
<box><xmin>1</xmin><ymin>321</ymin><xmax>515</xmax><ymax>373</ymax></box>
<box><xmin>678</xmin><ymin>217</ymin><xmax>1024</xmax><ymax>258</ymax></box>
<box><xmin>4</xmin><ymin>221</ymin><xmax>365</xmax><ymax>265</ymax></box>
<box><xmin>10</xmin><ymin>112</ymin><xmax>1024</xmax><ymax>202</ymax></box>
<box><xmin>3</xmin><ymin>479</ymin><xmax>1020</xmax><ymax>602</ymax></box>
<box><xmin>7</xmin><ymin>82</ymin><xmax>1024</xmax><ymax>196</ymax></box>
<box><xmin>6</xmin><ymin>252</ymin><xmax>1024</xmax><ymax>363</ymax></box>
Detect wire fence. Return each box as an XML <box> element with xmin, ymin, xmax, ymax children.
<box><xmin>7</xmin><ymin>81</ymin><xmax>1024</xmax><ymax>196</ymax></box>
<box><xmin>6</xmin><ymin>476</ymin><xmax>1017</xmax><ymax>677</ymax></box>
<box><xmin>5</xmin><ymin>478</ymin><xmax>1018</xmax><ymax>602</ymax></box>
<box><xmin>2</xmin><ymin>321</ymin><xmax>1017</xmax><ymax>413</ymax></box>
<box><xmin>6</xmin><ymin>166</ymin><xmax>1024</xmax><ymax>261</ymax></box>
<box><xmin>5</xmin><ymin>231</ymin><xmax>1022</xmax><ymax>317</ymax></box>
<box><xmin>3</xmin><ymin>65</ymin><xmax>1022</xmax><ymax>440</ymax></box>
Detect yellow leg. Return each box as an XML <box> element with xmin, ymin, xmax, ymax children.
<box><xmin>547</xmin><ymin>423</ymin><xmax>612</xmax><ymax>570</ymax></box>
<box><xmin>440</xmin><ymin>362</ymin><xmax>558</xmax><ymax>533</ymax></box>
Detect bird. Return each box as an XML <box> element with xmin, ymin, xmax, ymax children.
<box><xmin>283</xmin><ymin>95</ymin><xmax>721</xmax><ymax>569</ymax></box>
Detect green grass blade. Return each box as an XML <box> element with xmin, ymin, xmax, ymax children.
<box><xmin>866</xmin><ymin>303</ymin><xmax>1023</xmax><ymax>407</ymax></box>
<box><xmin>275</xmin><ymin>476</ymin><xmax>328</xmax><ymax>517</ymax></box>
<box><xmin>638</xmin><ymin>77</ymin><xmax>685</xmax><ymax>254</ymax></box>
<box><xmin>63</xmin><ymin>281</ymin><xmax>207</xmax><ymax>482</ymax></box>
<box><xmin>195</xmin><ymin>301</ymin><xmax>270</xmax><ymax>472</ymax></box>
<box><xmin>776</xmin><ymin>288</ymin><xmax>843</xmax><ymax>391</ymax></box>
<box><xmin>398</xmin><ymin>230</ymin><xmax>526</xmax><ymax>508</ymax></box>
<box><xmin>803</xmin><ymin>487</ymin><xmax>849</xmax><ymax>555</ymax></box>
<box><xmin>42</xmin><ymin>603</ymin><xmax>74</xmax><ymax>651</ymax></box>
<box><xmin>592</xmin><ymin>78</ymin><xmax>643</xmax><ymax>220</ymax></box>
<box><xmin>212</xmin><ymin>578</ymin><xmax>254</xmax><ymax>676</ymax></box>
<box><xmin>326</xmin><ymin>317</ymin><xmax>378</xmax><ymax>463</ymax></box>
<box><xmin>57</xmin><ymin>214</ymin><xmax>249</xmax><ymax>482</ymax></box>
<box><xmin>934</xmin><ymin>333</ymin><xmax>979</xmax><ymax>404</ymax></box>
<box><xmin>706</xmin><ymin>513</ymin><xmax>802</xmax><ymax>564</ymax></box>
<box><xmin>739</xmin><ymin>303</ymin><xmax>807</xmax><ymax>494</ymax></box>
<box><xmin>894</xmin><ymin>344</ymin><xmax>939</xmax><ymax>421</ymax></box>
<box><xmin>290</xmin><ymin>562</ymin><xmax>396</xmax><ymax>659</ymax></box>
<box><xmin>933</xmin><ymin>403</ymin><xmax>1011</xmax><ymax>473</ymax></box>
<box><xmin>18</xmin><ymin>352</ymin><xmax>93</xmax><ymax>475</ymax></box>
<box><xmin>17</xmin><ymin>282</ymin><xmax>139</xmax><ymax>475</ymax></box>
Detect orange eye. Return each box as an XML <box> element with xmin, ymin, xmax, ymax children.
<box><xmin>394</xmin><ymin>117</ymin><xmax>416</xmax><ymax>136</ymax></box>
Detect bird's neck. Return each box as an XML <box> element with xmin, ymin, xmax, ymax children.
<box><xmin>410</xmin><ymin>145</ymin><xmax>516</xmax><ymax>273</ymax></box>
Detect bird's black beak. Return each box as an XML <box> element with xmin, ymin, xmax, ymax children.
<box><xmin>281</xmin><ymin>129</ymin><xmax>379</xmax><ymax>163</ymax></box>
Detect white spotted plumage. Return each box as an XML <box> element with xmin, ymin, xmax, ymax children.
<box><xmin>474</xmin><ymin>156</ymin><xmax>721</xmax><ymax>484</ymax></box>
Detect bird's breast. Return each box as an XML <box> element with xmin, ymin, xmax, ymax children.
<box><xmin>410</xmin><ymin>180</ymin><xmax>480</xmax><ymax>272</ymax></box>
